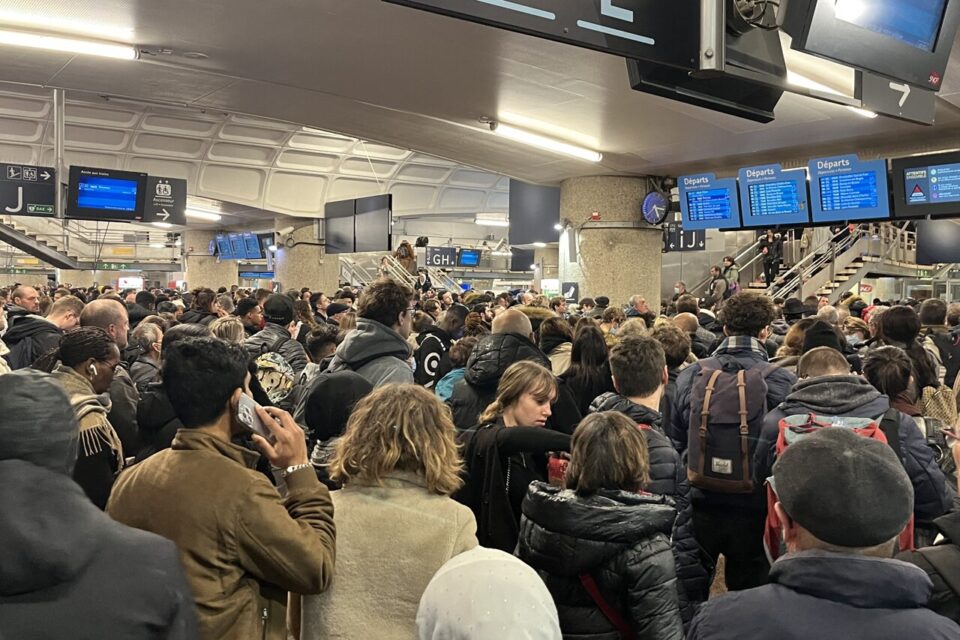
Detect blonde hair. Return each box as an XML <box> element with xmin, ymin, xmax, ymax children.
<box><xmin>565</xmin><ymin>412</ymin><xmax>650</xmax><ymax>496</ymax></box>
<box><xmin>479</xmin><ymin>360</ymin><xmax>556</xmax><ymax>425</ymax></box>
<box><xmin>339</xmin><ymin>311</ymin><xmax>357</xmax><ymax>332</ymax></box>
<box><xmin>329</xmin><ymin>384</ymin><xmax>463</xmax><ymax>495</ymax></box>
<box><xmin>209</xmin><ymin>316</ymin><xmax>246</xmax><ymax>344</ymax></box>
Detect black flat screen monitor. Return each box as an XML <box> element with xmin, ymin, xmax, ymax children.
<box><xmin>891</xmin><ymin>150</ymin><xmax>960</xmax><ymax>219</ymax></box>
<box><xmin>67</xmin><ymin>166</ymin><xmax>148</xmax><ymax>222</ymax></box>
<box><xmin>458</xmin><ymin>249</ymin><xmax>481</xmax><ymax>267</ymax></box>
<box><xmin>782</xmin><ymin>0</ymin><xmax>960</xmax><ymax>91</ymax></box>
<box><xmin>324</xmin><ymin>199</ymin><xmax>356</xmax><ymax>254</ymax></box>
<box><xmin>917</xmin><ymin>219</ymin><xmax>960</xmax><ymax>263</ymax></box>
<box><xmin>242</xmin><ymin>232</ymin><xmax>263</xmax><ymax>260</ymax></box>
<box><xmin>354</xmin><ymin>194</ymin><xmax>393</xmax><ymax>253</ymax></box>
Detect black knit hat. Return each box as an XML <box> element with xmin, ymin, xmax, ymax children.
<box><xmin>802</xmin><ymin>320</ymin><xmax>842</xmax><ymax>354</ymax></box>
<box><xmin>771</xmin><ymin>428</ymin><xmax>912</xmax><ymax>548</ymax></box>
<box><xmin>262</xmin><ymin>294</ymin><xmax>294</xmax><ymax>326</ymax></box>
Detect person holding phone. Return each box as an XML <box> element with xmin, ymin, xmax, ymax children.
<box><xmin>107</xmin><ymin>337</ymin><xmax>336</xmax><ymax>640</ymax></box>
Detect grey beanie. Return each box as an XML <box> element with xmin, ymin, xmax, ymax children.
<box><xmin>772</xmin><ymin>428</ymin><xmax>913</xmax><ymax>548</ymax></box>
<box><xmin>0</xmin><ymin>370</ymin><xmax>79</xmax><ymax>475</ymax></box>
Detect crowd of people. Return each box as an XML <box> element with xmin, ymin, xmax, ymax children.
<box><xmin>1</xmin><ymin>277</ymin><xmax>960</xmax><ymax>639</ymax></box>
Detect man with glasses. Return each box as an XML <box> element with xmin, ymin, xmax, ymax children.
<box><xmin>325</xmin><ymin>278</ymin><xmax>415</xmax><ymax>387</ymax></box>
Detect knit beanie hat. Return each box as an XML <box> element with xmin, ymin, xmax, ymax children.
<box><xmin>0</xmin><ymin>370</ymin><xmax>79</xmax><ymax>475</ymax></box>
<box><xmin>802</xmin><ymin>320</ymin><xmax>842</xmax><ymax>354</ymax></box>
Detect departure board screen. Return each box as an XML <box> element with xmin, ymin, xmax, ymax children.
<box><xmin>818</xmin><ymin>172</ymin><xmax>879</xmax><ymax>212</ymax></box>
<box><xmin>686</xmin><ymin>188</ymin><xmax>733</xmax><ymax>223</ymax></box>
<box><xmin>904</xmin><ymin>162</ymin><xmax>960</xmax><ymax>205</ymax></box>
<box><xmin>808</xmin><ymin>156</ymin><xmax>890</xmax><ymax>223</ymax></box>
<box><xmin>836</xmin><ymin>0</ymin><xmax>947</xmax><ymax>52</ymax></box>
<box><xmin>748</xmin><ymin>181</ymin><xmax>801</xmax><ymax>216</ymax></box>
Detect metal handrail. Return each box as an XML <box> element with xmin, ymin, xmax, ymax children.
<box><xmin>771</xmin><ymin>227</ymin><xmax>866</xmax><ymax>299</ymax></box>
<box><xmin>689</xmin><ymin>238</ymin><xmax>763</xmax><ymax>295</ymax></box>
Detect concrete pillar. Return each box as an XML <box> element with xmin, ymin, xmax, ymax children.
<box><xmin>184</xmin><ymin>230</ymin><xmax>237</xmax><ymax>290</ymax></box>
<box><xmin>558</xmin><ymin>176</ymin><xmax>660</xmax><ymax>308</ymax></box>
<box><xmin>273</xmin><ymin>221</ymin><xmax>338</xmax><ymax>294</ymax></box>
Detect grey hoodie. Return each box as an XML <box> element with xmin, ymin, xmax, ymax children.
<box><xmin>326</xmin><ymin>318</ymin><xmax>413</xmax><ymax>387</ymax></box>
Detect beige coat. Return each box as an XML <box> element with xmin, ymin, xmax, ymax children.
<box><xmin>301</xmin><ymin>471</ymin><xmax>477</xmax><ymax>640</ymax></box>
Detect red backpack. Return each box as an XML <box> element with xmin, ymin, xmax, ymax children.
<box><xmin>762</xmin><ymin>410</ymin><xmax>914</xmax><ymax>563</ymax></box>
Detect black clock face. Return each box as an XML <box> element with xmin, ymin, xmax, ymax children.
<box><xmin>643</xmin><ymin>191</ymin><xmax>669</xmax><ymax>224</ymax></box>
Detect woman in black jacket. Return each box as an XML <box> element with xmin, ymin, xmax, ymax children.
<box><xmin>759</xmin><ymin>229</ymin><xmax>783</xmax><ymax>288</ymax></box>
<box><xmin>560</xmin><ymin>325</ymin><xmax>615</xmax><ymax>415</ymax></box>
<box><xmin>455</xmin><ymin>360</ymin><xmax>571</xmax><ymax>552</ymax></box>
<box><xmin>178</xmin><ymin>288</ymin><xmax>222</xmax><ymax>326</ymax></box>
<box><xmin>518</xmin><ymin>411</ymin><xmax>685</xmax><ymax>640</ymax></box>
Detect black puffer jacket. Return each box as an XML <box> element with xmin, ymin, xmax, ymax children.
<box><xmin>448</xmin><ymin>332</ymin><xmax>581</xmax><ymax>433</ymax></box>
<box><xmin>590</xmin><ymin>393</ymin><xmax>710</xmax><ymax>624</ymax></box>
<box><xmin>178</xmin><ymin>309</ymin><xmax>218</xmax><ymax>326</ymax></box>
<box><xmin>518</xmin><ymin>482</ymin><xmax>685</xmax><ymax>640</ymax></box>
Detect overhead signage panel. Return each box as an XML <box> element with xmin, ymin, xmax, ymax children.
<box><xmin>808</xmin><ymin>155</ymin><xmax>891</xmax><ymax>224</ymax></box>
<box><xmin>663</xmin><ymin>222</ymin><xmax>706</xmax><ymax>252</ymax></box>
<box><xmin>383</xmin><ymin>0</ymin><xmax>700</xmax><ymax>70</ymax></box>
<box><xmin>737</xmin><ymin>163</ymin><xmax>811</xmax><ymax>229</ymax></box>
<box><xmin>891</xmin><ymin>150</ymin><xmax>960</xmax><ymax>219</ymax></box>
<box><xmin>144</xmin><ymin>176</ymin><xmax>187</xmax><ymax>226</ymax></box>
<box><xmin>855</xmin><ymin>71</ymin><xmax>936</xmax><ymax>125</ymax></box>
<box><xmin>426</xmin><ymin>246</ymin><xmax>458</xmax><ymax>267</ymax></box>
<box><xmin>0</xmin><ymin>163</ymin><xmax>57</xmax><ymax>218</ymax></box>
<box><xmin>678</xmin><ymin>173</ymin><xmax>742</xmax><ymax>231</ymax></box>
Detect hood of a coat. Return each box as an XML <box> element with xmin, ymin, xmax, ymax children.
<box><xmin>590</xmin><ymin>392</ymin><xmax>663</xmax><ymax>430</ymax></box>
<box><xmin>771</xmin><ymin>551</ymin><xmax>933</xmax><ymax>609</ymax></box>
<box><xmin>520</xmin><ymin>482</ymin><xmax>676</xmax><ymax>575</ymax></box>
<box><xmin>179</xmin><ymin>309</ymin><xmax>216</xmax><ymax>325</ymax></box>
<box><xmin>0</xmin><ymin>460</ymin><xmax>105</xmax><ymax>595</ymax></box>
<box><xmin>332</xmin><ymin>318</ymin><xmax>410</xmax><ymax>368</ymax></box>
<box><xmin>464</xmin><ymin>332</ymin><xmax>549</xmax><ymax>389</ymax></box>
<box><xmin>2</xmin><ymin>313</ymin><xmax>58</xmax><ymax>345</ymax></box>
<box><xmin>779</xmin><ymin>375</ymin><xmax>886</xmax><ymax>416</ymax></box>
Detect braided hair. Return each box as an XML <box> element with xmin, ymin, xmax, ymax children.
<box><xmin>33</xmin><ymin>326</ymin><xmax>115</xmax><ymax>372</ymax></box>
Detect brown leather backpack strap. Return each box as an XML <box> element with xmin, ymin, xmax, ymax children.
<box><xmin>699</xmin><ymin>370</ymin><xmax>723</xmax><ymax>476</ymax></box>
<box><xmin>737</xmin><ymin>370</ymin><xmax>751</xmax><ymax>485</ymax></box>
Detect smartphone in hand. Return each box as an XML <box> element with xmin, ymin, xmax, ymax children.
<box><xmin>237</xmin><ymin>394</ymin><xmax>273</xmax><ymax>441</ymax></box>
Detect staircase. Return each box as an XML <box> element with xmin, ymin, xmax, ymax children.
<box><xmin>339</xmin><ymin>253</ymin><xmax>461</xmax><ymax>291</ymax></box>
<box><xmin>0</xmin><ymin>217</ymin><xmax>85</xmax><ymax>269</ymax></box>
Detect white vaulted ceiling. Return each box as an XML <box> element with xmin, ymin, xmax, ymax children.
<box><xmin>0</xmin><ymin>84</ymin><xmax>510</xmax><ymax>220</ymax></box>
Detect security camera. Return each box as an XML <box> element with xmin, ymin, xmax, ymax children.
<box><xmin>277</xmin><ymin>225</ymin><xmax>295</xmax><ymax>236</ymax></box>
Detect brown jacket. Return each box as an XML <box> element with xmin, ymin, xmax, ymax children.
<box><xmin>107</xmin><ymin>429</ymin><xmax>335</xmax><ymax>640</ymax></box>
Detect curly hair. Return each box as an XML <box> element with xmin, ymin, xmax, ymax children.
<box><xmin>329</xmin><ymin>384</ymin><xmax>464</xmax><ymax>495</ymax></box>
<box><xmin>717</xmin><ymin>292</ymin><xmax>775</xmax><ymax>337</ymax></box>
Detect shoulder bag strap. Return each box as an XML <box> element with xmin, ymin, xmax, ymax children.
<box><xmin>878</xmin><ymin>408</ymin><xmax>904</xmax><ymax>465</ymax></box>
<box><xmin>579</xmin><ymin>573</ymin><xmax>638</xmax><ymax>640</ymax></box>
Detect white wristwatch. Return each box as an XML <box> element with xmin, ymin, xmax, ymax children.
<box><xmin>283</xmin><ymin>463</ymin><xmax>312</xmax><ymax>478</ymax></box>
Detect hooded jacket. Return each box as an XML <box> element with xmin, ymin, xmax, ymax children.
<box><xmin>0</xmin><ymin>460</ymin><xmax>199</xmax><ymax>640</ymax></box>
<box><xmin>757</xmin><ymin>375</ymin><xmax>952</xmax><ymax>522</ymax></box>
<box><xmin>50</xmin><ymin>365</ymin><xmax>124</xmax><ymax>510</ymax></box>
<box><xmin>179</xmin><ymin>308</ymin><xmax>218</xmax><ymax>326</ymax></box>
<box><xmin>244</xmin><ymin>322</ymin><xmax>310</xmax><ymax>376</ymax></box>
<box><xmin>448</xmin><ymin>332</ymin><xmax>581</xmax><ymax>433</ymax></box>
<box><xmin>3</xmin><ymin>309</ymin><xmax>61</xmax><ymax>370</ymax></box>
<box><xmin>688</xmin><ymin>551</ymin><xmax>960</xmax><ymax>640</ymax></box>
<box><xmin>518</xmin><ymin>483</ymin><xmax>685</xmax><ymax>640</ymax></box>
<box><xmin>325</xmin><ymin>318</ymin><xmax>412</xmax><ymax>387</ymax></box>
<box><xmin>590</xmin><ymin>394</ymin><xmax>710</xmax><ymax>623</ymax></box>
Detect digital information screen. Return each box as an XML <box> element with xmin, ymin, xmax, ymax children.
<box><xmin>904</xmin><ymin>162</ymin><xmax>960</xmax><ymax>205</ymax></box>
<box><xmin>242</xmin><ymin>232</ymin><xmax>263</xmax><ymax>259</ymax></box>
<box><xmin>678</xmin><ymin>174</ymin><xmax>742</xmax><ymax>231</ymax></box>
<box><xmin>458</xmin><ymin>249</ymin><xmax>481</xmax><ymax>267</ymax></box>
<box><xmin>836</xmin><ymin>0</ymin><xmax>947</xmax><ymax>52</ymax></box>
<box><xmin>215</xmin><ymin>234</ymin><xmax>233</xmax><ymax>259</ymax></box>
<box><xmin>77</xmin><ymin>176</ymin><xmax>138</xmax><ymax>212</ymax></box>
<box><xmin>738</xmin><ymin>164</ymin><xmax>810</xmax><ymax>228</ymax></box>
<box><xmin>808</xmin><ymin>155</ymin><xmax>891</xmax><ymax>223</ymax></box>
<box><xmin>228</xmin><ymin>233</ymin><xmax>244</xmax><ymax>259</ymax></box>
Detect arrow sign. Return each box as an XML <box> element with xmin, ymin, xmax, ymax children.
<box><xmin>40</xmin><ymin>170</ymin><xmax>51</xmax><ymax>181</ymax></box>
<box><xmin>889</xmin><ymin>81</ymin><xmax>911</xmax><ymax>107</ymax></box>
<box><xmin>158</xmin><ymin>209</ymin><xmax>170</xmax><ymax>221</ymax></box>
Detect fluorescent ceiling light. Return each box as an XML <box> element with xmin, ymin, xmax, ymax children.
<box><xmin>491</xmin><ymin>122</ymin><xmax>602</xmax><ymax>163</ymax></box>
<box><xmin>530</xmin><ymin>264</ymin><xmax>539</xmax><ymax>270</ymax></box>
<box><xmin>148</xmin><ymin>243</ymin><xmax>165</xmax><ymax>249</ymax></box>
<box><xmin>553</xmin><ymin>223</ymin><xmax>563</xmax><ymax>231</ymax></box>
<box><xmin>787</xmin><ymin>71</ymin><xmax>877</xmax><ymax>118</ymax></box>
<box><xmin>151</xmin><ymin>222</ymin><xmax>172</xmax><ymax>229</ymax></box>
<box><xmin>533</xmin><ymin>242</ymin><xmax>547</xmax><ymax>248</ymax></box>
<box><xmin>475</xmin><ymin>218</ymin><xmax>510</xmax><ymax>227</ymax></box>
<box><xmin>0</xmin><ymin>12</ymin><xmax>134</xmax><ymax>40</ymax></box>
<box><xmin>0</xmin><ymin>28</ymin><xmax>137</xmax><ymax>59</ymax></box>
<box><xmin>492</xmin><ymin>250</ymin><xmax>513</xmax><ymax>257</ymax></box>
<box><xmin>185</xmin><ymin>209</ymin><xmax>222</xmax><ymax>222</ymax></box>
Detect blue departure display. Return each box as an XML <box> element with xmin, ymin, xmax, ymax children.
<box><xmin>216</xmin><ymin>234</ymin><xmax>233</xmax><ymax>259</ymax></box>
<box><xmin>819</xmin><ymin>172</ymin><xmax>879</xmax><ymax>212</ymax></box>
<box><xmin>686</xmin><ymin>189</ymin><xmax>733</xmax><ymax>222</ymax></box>
<box><xmin>905</xmin><ymin>162</ymin><xmax>960</xmax><ymax>205</ymax></box>
<box><xmin>229</xmin><ymin>233</ymin><xmax>244</xmax><ymax>259</ymax></box>
<box><xmin>77</xmin><ymin>176</ymin><xmax>138</xmax><ymax>212</ymax></box>
<box><xmin>748</xmin><ymin>181</ymin><xmax>801</xmax><ymax>216</ymax></box>
<box><xmin>836</xmin><ymin>0</ymin><xmax>947</xmax><ymax>52</ymax></box>
<box><xmin>242</xmin><ymin>232</ymin><xmax>263</xmax><ymax>259</ymax></box>
<box><xmin>808</xmin><ymin>155</ymin><xmax>890</xmax><ymax>223</ymax></box>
